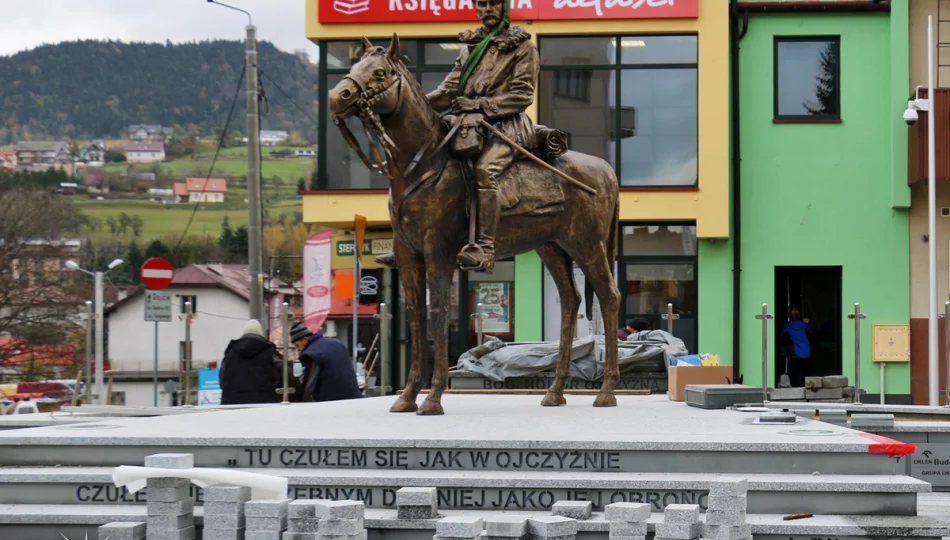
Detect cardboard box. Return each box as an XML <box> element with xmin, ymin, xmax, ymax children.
<box><xmin>667</xmin><ymin>365</ymin><xmax>735</xmax><ymax>401</ymax></box>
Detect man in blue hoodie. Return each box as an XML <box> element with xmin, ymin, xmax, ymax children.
<box><xmin>289</xmin><ymin>321</ymin><xmax>363</xmax><ymax>402</ymax></box>
<box><xmin>780</xmin><ymin>308</ymin><xmax>814</xmax><ymax>387</ymax></box>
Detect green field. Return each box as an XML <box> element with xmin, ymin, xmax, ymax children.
<box><xmin>102</xmin><ymin>145</ymin><xmax>315</xmax><ymax>182</ymax></box>
<box><xmin>72</xmin><ymin>197</ymin><xmax>301</xmax><ymax>241</ymax></box>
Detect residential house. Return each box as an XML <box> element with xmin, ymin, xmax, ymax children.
<box><xmin>294</xmin><ymin>149</ymin><xmax>316</xmax><ymax>157</ymax></box>
<box><xmin>14</xmin><ymin>141</ymin><xmax>70</xmax><ymax>170</ymax></box>
<box><xmin>126</xmin><ymin>124</ymin><xmax>174</xmax><ymax>141</ymax></box>
<box><xmin>105</xmin><ymin>263</ymin><xmax>300</xmax><ymax>406</ymax></box>
<box><xmin>0</xmin><ymin>150</ymin><xmax>16</xmax><ymax>171</ymax></box>
<box><xmin>173</xmin><ymin>177</ymin><xmax>227</xmax><ymax>204</ymax></box>
<box><xmin>260</xmin><ymin>130</ymin><xmax>289</xmax><ymax>146</ymax></box>
<box><xmin>80</xmin><ymin>141</ymin><xmax>106</xmax><ymax>165</ymax></box>
<box><xmin>9</xmin><ymin>239</ymin><xmax>83</xmax><ymax>286</ymax></box>
<box><xmin>83</xmin><ymin>172</ymin><xmax>109</xmax><ymax>194</ymax></box>
<box><xmin>125</xmin><ymin>142</ymin><xmax>165</xmax><ymax>163</ymax></box>
<box><xmin>0</xmin><ymin>339</ymin><xmax>77</xmax><ymax>384</ymax></box>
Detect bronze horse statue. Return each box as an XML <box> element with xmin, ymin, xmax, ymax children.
<box><xmin>328</xmin><ymin>35</ymin><xmax>621</xmax><ymax>415</ymax></box>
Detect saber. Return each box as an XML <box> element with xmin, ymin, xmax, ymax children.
<box><xmin>477</xmin><ymin>119</ymin><xmax>597</xmax><ymax>195</ymax></box>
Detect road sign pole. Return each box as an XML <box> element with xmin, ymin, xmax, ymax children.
<box><xmin>84</xmin><ymin>301</ymin><xmax>92</xmax><ymax>404</ymax></box>
<box><xmin>184</xmin><ymin>301</ymin><xmax>193</xmax><ymax>406</ymax></box>
<box><xmin>153</xmin><ymin>320</ymin><xmax>159</xmax><ymax>407</ymax></box>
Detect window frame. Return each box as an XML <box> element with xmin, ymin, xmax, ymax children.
<box><xmin>318</xmin><ymin>39</ymin><xmax>460</xmax><ymax>191</ymax></box>
<box><xmin>772</xmin><ymin>36</ymin><xmax>842</xmax><ymax>123</ymax></box>
<box><xmin>538</xmin><ymin>34</ymin><xmax>699</xmax><ymax>188</ymax></box>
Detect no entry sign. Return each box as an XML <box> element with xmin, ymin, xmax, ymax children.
<box><xmin>141</xmin><ymin>257</ymin><xmax>175</xmax><ymax>290</ymax></box>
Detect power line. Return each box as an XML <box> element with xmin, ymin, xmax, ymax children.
<box><xmin>258</xmin><ymin>68</ymin><xmax>319</xmax><ymax>129</ymax></box>
<box><xmin>171</xmin><ymin>64</ymin><xmax>247</xmax><ymax>257</ymax></box>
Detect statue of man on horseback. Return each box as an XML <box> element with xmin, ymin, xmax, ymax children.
<box><xmin>374</xmin><ymin>0</ymin><xmax>537</xmax><ymax>273</ymax></box>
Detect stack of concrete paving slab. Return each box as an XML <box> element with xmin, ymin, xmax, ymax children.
<box><xmin>143</xmin><ymin>453</ymin><xmax>196</xmax><ymax>540</ymax></box>
<box><xmin>202</xmin><ymin>484</ymin><xmax>251</xmax><ymax>540</ymax></box>
<box><xmin>769</xmin><ymin>375</ymin><xmax>867</xmax><ymax>403</ymax></box>
<box><xmin>850</xmin><ymin>413</ymin><xmax>896</xmax><ymax>430</ymax></box>
<box><xmin>703</xmin><ymin>479</ymin><xmax>751</xmax><ymax>540</ymax></box>
<box><xmin>285</xmin><ymin>499</ymin><xmax>321</xmax><ymax>539</ymax></box>
<box><xmin>314</xmin><ymin>500</ymin><xmax>365</xmax><ymax>540</ymax></box>
<box><xmin>605</xmin><ymin>502</ymin><xmax>650</xmax><ymax>540</ymax></box>
<box><xmin>655</xmin><ymin>504</ymin><xmax>702</xmax><ymax>540</ymax></box>
<box><xmin>245</xmin><ymin>499</ymin><xmax>290</xmax><ymax>540</ymax></box>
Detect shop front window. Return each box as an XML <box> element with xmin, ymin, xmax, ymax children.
<box><xmin>468</xmin><ymin>260</ymin><xmax>515</xmax><ymax>344</ymax></box>
<box><xmin>539</xmin><ymin>35</ymin><xmax>698</xmax><ymax>188</ymax></box>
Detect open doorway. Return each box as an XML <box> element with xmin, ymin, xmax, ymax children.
<box><xmin>773</xmin><ymin>266</ymin><xmax>843</xmax><ymax>387</ymax></box>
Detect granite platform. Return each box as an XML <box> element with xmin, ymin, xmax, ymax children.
<box><xmin>448</xmin><ymin>371</ymin><xmax>668</xmax><ymax>393</ymax></box>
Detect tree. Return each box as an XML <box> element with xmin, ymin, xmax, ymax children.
<box><xmin>287</xmin><ymin>130</ymin><xmax>304</xmax><ymax>146</ymax></box>
<box><xmin>0</xmin><ymin>188</ymin><xmax>85</xmax><ymax>377</ymax></box>
<box><xmin>105</xmin><ymin>148</ymin><xmax>126</xmax><ymax>163</ymax></box>
<box><xmin>130</xmin><ymin>215</ymin><xmax>144</xmax><ymax>237</ymax></box>
<box><xmin>297</xmin><ymin>178</ymin><xmax>306</xmax><ymax>194</ymax></box>
<box><xmin>105</xmin><ymin>216</ymin><xmax>119</xmax><ymax>236</ymax></box>
<box><xmin>803</xmin><ymin>42</ymin><xmax>839</xmax><ymax>116</ymax></box>
<box><xmin>67</xmin><ymin>140</ymin><xmax>81</xmax><ymax>160</ymax></box>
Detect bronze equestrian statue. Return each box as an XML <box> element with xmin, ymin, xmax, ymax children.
<box><xmin>328</xmin><ymin>0</ymin><xmax>621</xmax><ymax>415</ymax></box>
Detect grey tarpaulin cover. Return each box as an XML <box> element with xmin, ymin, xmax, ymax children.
<box><xmin>453</xmin><ymin>330</ymin><xmax>688</xmax><ymax>382</ymax></box>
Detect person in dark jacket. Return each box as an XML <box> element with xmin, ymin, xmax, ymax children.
<box><xmin>219</xmin><ymin>320</ymin><xmax>282</xmax><ymax>405</ymax></box>
<box><xmin>617</xmin><ymin>318</ymin><xmax>651</xmax><ymax>341</ymax></box>
<box><xmin>289</xmin><ymin>321</ymin><xmax>363</xmax><ymax>402</ymax></box>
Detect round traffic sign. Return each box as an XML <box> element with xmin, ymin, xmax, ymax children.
<box><xmin>141</xmin><ymin>257</ymin><xmax>175</xmax><ymax>290</ymax></box>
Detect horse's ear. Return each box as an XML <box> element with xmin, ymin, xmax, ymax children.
<box><xmin>361</xmin><ymin>37</ymin><xmax>374</xmax><ymax>55</ymax></box>
<box><xmin>387</xmin><ymin>33</ymin><xmax>401</xmax><ymax>63</ymax></box>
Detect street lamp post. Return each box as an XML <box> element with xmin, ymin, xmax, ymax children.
<box><xmin>65</xmin><ymin>258</ymin><xmax>124</xmax><ymax>405</ymax></box>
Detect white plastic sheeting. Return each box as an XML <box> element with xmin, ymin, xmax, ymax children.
<box><xmin>454</xmin><ymin>330</ymin><xmax>687</xmax><ymax>382</ymax></box>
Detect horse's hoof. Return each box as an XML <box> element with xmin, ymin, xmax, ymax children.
<box><xmin>593</xmin><ymin>393</ymin><xmax>617</xmax><ymax>408</ymax></box>
<box><xmin>390</xmin><ymin>396</ymin><xmax>418</xmax><ymax>413</ymax></box>
<box><xmin>416</xmin><ymin>399</ymin><xmax>444</xmax><ymax>416</ymax></box>
<box><xmin>541</xmin><ymin>392</ymin><xmax>566</xmax><ymax>406</ymax></box>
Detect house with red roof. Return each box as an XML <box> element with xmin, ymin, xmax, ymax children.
<box><xmin>173</xmin><ymin>177</ymin><xmax>227</xmax><ymax>204</ymax></box>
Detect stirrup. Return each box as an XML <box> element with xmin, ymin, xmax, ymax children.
<box><xmin>458</xmin><ymin>244</ymin><xmax>494</xmax><ymax>273</ymax></box>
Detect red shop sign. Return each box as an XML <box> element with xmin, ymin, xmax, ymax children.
<box><xmin>319</xmin><ymin>0</ymin><xmax>698</xmax><ymax>24</ymax></box>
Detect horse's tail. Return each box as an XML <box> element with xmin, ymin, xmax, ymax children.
<box><xmin>607</xmin><ymin>196</ymin><xmax>619</xmax><ymax>282</ymax></box>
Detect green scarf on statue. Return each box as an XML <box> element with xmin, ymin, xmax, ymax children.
<box><xmin>457</xmin><ymin>0</ymin><xmax>511</xmax><ymax>95</ymax></box>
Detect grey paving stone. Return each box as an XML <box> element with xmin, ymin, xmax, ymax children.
<box><xmin>604</xmin><ymin>502</ymin><xmax>651</xmax><ymax>522</ymax></box>
<box><xmin>609</xmin><ymin>521</ymin><xmax>647</xmax><ymax>536</ymax></box>
<box><xmin>526</xmin><ymin>535</ymin><xmax>575</xmax><ymax>540</ymax></box>
<box><xmin>246</xmin><ymin>499</ymin><xmax>291</xmax><ymax>518</ymax></box>
<box><xmin>483</xmin><ymin>537</ymin><xmax>522</xmax><ymax>540</ymax></box>
<box><xmin>147</xmin><ymin>477</ymin><xmax>190</xmax><ymax>489</ymax></box>
<box><xmin>283</xmin><ymin>533</ymin><xmax>319</xmax><ymax>540</ymax></box>
<box><xmin>205</xmin><ymin>501</ymin><xmax>245</xmax><ymax>516</ymax></box>
<box><xmin>146</xmin><ymin>513</ymin><xmax>194</xmax><ymax>530</ymax></box>
<box><xmin>708</xmin><ymin>478</ymin><xmax>747</xmax><ymax>497</ymax></box>
<box><xmin>485</xmin><ymin>515</ymin><xmax>529</xmax><ymax>537</ymax></box>
<box><xmin>663</xmin><ymin>504</ymin><xmax>700</xmax><ymax>524</ymax></box>
<box><xmin>703</xmin><ymin>523</ymin><xmax>752</xmax><ymax>540</ymax></box>
<box><xmin>145</xmin><ymin>453</ymin><xmax>194</xmax><ymax>469</ymax></box>
<box><xmin>396</xmin><ymin>486</ymin><xmax>438</xmax><ymax>507</ymax></box>
<box><xmin>436</xmin><ymin>516</ymin><xmax>485</xmax><ymax>538</ymax></box>
<box><xmin>706</xmin><ymin>495</ymin><xmax>747</xmax><ymax>512</ymax></box>
<box><xmin>805</xmin><ymin>377</ymin><xmax>822</xmax><ymax>389</ymax></box>
<box><xmin>552</xmin><ymin>500</ymin><xmax>592</xmax><ymax>520</ymax></box>
<box><xmin>203</xmin><ymin>528</ymin><xmax>245</xmax><ymax>540</ymax></box>
<box><xmin>807</xmin><ymin>388</ymin><xmax>844</xmax><ymax>400</ymax></box>
<box><xmin>314</xmin><ymin>500</ymin><xmax>365</xmax><ymax>520</ymax></box>
<box><xmin>654</xmin><ymin>522</ymin><xmax>702</xmax><ymax>539</ymax></box>
<box><xmin>147</xmin><ymin>498</ymin><xmax>195</xmax><ymax>516</ymax></box>
<box><xmin>146</xmin><ymin>525</ymin><xmax>196</xmax><ymax>540</ymax></box>
<box><xmin>822</xmin><ymin>375</ymin><xmax>848</xmax><ymax>388</ymax></box>
<box><xmin>246</xmin><ymin>532</ymin><xmax>282</xmax><ymax>540</ymax></box>
<box><xmin>247</xmin><ymin>516</ymin><xmax>289</xmax><ymax>532</ymax></box>
<box><xmin>146</xmin><ymin>486</ymin><xmax>190</xmax><ymax>502</ymax></box>
<box><xmin>204</xmin><ymin>513</ymin><xmax>246</xmax><ymax>530</ymax></box>
<box><xmin>790</xmin><ymin>409</ymin><xmax>817</xmax><ymax>420</ymax></box>
<box><xmin>205</xmin><ymin>485</ymin><xmax>252</xmax><ymax>503</ymax></box>
<box><xmin>289</xmin><ymin>517</ymin><xmax>322</xmax><ymax>533</ymax></box>
<box><xmin>289</xmin><ymin>500</ymin><xmax>322</xmax><ymax>518</ymax></box>
<box><xmin>99</xmin><ymin>521</ymin><xmax>146</xmax><ymax>540</ymax></box>
<box><xmin>397</xmin><ymin>505</ymin><xmax>437</xmax><ymax>519</ymax></box>
<box><xmin>318</xmin><ymin>518</ymin><xmax>363</xmax><ymax>535</ymax></box>
<box><xmin>528</xmin><ymin>515</ymin><xmax>577</xmax><ymax>537</ymax></box>
<box><xmin>608</xmin><ymin>535</ymin><xmax>645</xmax><ymax>540</ymax></box>
<box><xmin>317</xmin><ymin>532</ymin><xmax>367</xmax><ymax>540</ymax></box>
<box><xmin>705</xmin><ymin>509</ymin><xmax>746</xmax><ymax>526</ymax></box>
<box><xmin>769</xmin><ymin>387</ymin><xmax>805</xmax><ymax>401</ymax></box>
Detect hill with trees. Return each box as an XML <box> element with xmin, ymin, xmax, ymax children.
<box><xmin>0</xmin><ymin>39</ymin><xmax>319</xmax><ymax>144</ymax></box>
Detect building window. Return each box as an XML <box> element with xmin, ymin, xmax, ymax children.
<box><xmin>774</xmin><ymin>37</ymin><xmax>841</xmax><ymax>121</ymax></box>
<box><xmin>179</xmin><ymin>295</ymin><xmax>196</xmax><ymax>314</ymax></box>
<box><xmin>318</xmin><ymin>39</ymin><xmax>458</xmax><ymax>191</ymax></box>
<box><xmin>539</xmin><ymin>35</ymin><xmax>698</xmax><ymax>188</ymax></box>
<box><xmin>618</xmin><ymin>224</ymin><xmax>697</xmax><ymax>353</ymax></box>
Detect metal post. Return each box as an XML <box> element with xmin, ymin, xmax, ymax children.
<box><xmin>379</xmin><ymin>302</ymin><xmax>392</xmax><ymax>396</ymax></box>
<box><xmin>847</xmin><ymin>302</ymin><xmax>867</xmax><ymax>405</ymax></box>
<box><xmin>928</xmin><ymin>15</ymin><xmax>940</xmax><ymax>406</ymax></box>
<box><xmin>754</xmin><ymin>303</ymin><xmax>774</xmax><ymax>404</ymax></box>
<box><xmin>153</xmin><ymin>320</ymin><xmax>159</xmax><ymax>407</ymax></box>
<box><xmin>84</xmin><ymin>301</ymin><xmax>92</xmax><ymax>404</ymax></box>
<box><xmin>280</xmin><ymin>302</ymin><xmax>290</xmax><ymax>404</ymax></box>
<box><xmin>661</xmin><ymin>302</ymin><xmax>680</xmax><ymax>335</ymax></box>
<box><xmin>945</xmin><ymin>301</ymin><xmax>950</xmax><ymax>406</ymax></box>
<box><xmin>476</xmin><ymin>302</ymin><xmax>484</xmax><ymax>345</ymax></box>
<box><xmin>184</xmin><ymin>301</ymin><xmax>193</xmax><ymax>406</ymax></box>
<box><xmin>94</xmin><ymin>271</ymin><xmax>105</xmax><ymax>405</ymax></box>
<box><xmin>879</xmin><ymin>363</ymin><xmax>886</xmax><ymax>405</ymax></box>
<box><xmin>246</xmin><ymin>24</ymin><xmax>265</xmax><ymax>327</ymax></box>
<box><xmin>353</xmin><ymin>257</ymin><xmax>360</xmax><ymax>371</ymax></box>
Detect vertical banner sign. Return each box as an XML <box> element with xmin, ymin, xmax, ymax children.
<box><xmin>303</xmin><ymin>230</ymin><xmax>333</xmax><ymax>333</ymax></box>
<box><xmin>197</xmin><ymin>368</ymin><xmax>221</xmax><ymax>406</ymax></box>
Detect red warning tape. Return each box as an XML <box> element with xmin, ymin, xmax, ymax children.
<box><xmin>859</xmin><ymin>432</ymin><xmax>917</xmax><ymax>458</ymax></box>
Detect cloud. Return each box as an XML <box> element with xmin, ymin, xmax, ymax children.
<box><xmin>0</xmin><ymin>0</ymin><xmax>318</xmax><ymax>60</ymax></box>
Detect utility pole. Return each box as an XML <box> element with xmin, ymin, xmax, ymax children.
<box><xmin>94</xmin><ymin>270</ymin><xmax>105</xmax><ymax>404</ymax></box>
<box><xmin>246</xmin><ymin>23</ymin><xmax>265</xmax><ymax>328</ymax></box>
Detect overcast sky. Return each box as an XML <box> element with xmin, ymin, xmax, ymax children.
<box><xmin>0</xmin><ymin>0</ymin><xmax>318</xmax><ymax>60</ymax></box>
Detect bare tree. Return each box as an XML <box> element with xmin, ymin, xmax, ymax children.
<box><xmin>0</xmin><ymin>188</ymin><xmax>85</xmax><ymax>379</ymax></box>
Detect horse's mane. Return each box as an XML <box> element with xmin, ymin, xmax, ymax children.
<box><xmin>363</xmin><ymin>46</ymin><xmax>438</xmax><ymax>127</ymax></box>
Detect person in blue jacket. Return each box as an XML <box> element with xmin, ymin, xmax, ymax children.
<box><xmin>780</xmin><ymin>308</ymin><xmax>814</xmax><ymax>387</ymax></box>
<box><xmin>289</xmin><ymin>321</ymin><xmax>363</xmax><ymax>402</ymax></box>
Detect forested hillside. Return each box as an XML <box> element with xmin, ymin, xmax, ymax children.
<box><xmin>0</xmin><ymin>39</ymin><xmax>319</xmax><ymax>144</ymax></box>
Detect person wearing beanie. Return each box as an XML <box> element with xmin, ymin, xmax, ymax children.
<box><xmin>289</xmin><ymin>320</ymin><xmax>363</xmax><ymax>402</ymax></box>
<box><xmin>219</xmin><ymin>319</ymin><xmax>284</xmax><ymax>405</ymax></box>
